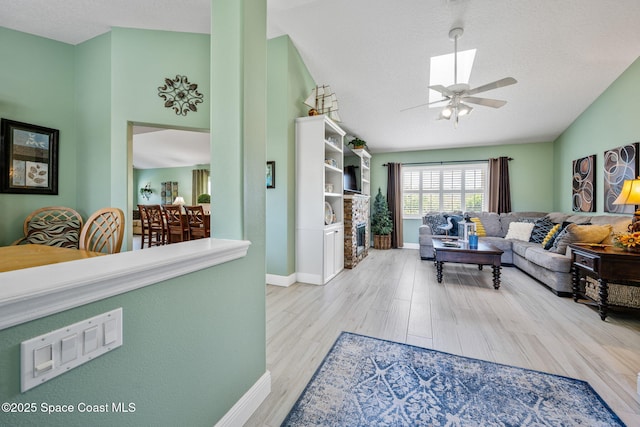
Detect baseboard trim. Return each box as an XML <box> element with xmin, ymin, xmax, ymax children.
<box><xmin>403</xmin><ymin>243</ymin><xmax>419</xmax><ymax>250</ymax></box>
<box><xmin>215</xmin><ymin>370</ymin><xmax>271</xmax><ymax>427</ymax></box>
<box><xmin>266</xmin><ymin>273</ymin><xmax>296</xmax><ymax>287</ymax></box>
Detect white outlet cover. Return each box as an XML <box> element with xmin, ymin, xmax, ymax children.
<box><xmin>21</xmin><ymin>308</ymin><xmax>123</xmax><ymax>392</ymax></box>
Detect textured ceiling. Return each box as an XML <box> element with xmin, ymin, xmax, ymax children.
<box><xmin>2</xmin><ymin>0</ymin><xmax>640</xmax><ymax>159</ymax></box>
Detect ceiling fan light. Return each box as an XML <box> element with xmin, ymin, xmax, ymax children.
<box><xmin>441</xmin><ymin>105</ymin><xmax>454</xmax><ymax>119</ymax></box>
<box><xmin>457</xmin><ymin>103</ymin><xmax>473</xmax><ymax>116</ymax></box>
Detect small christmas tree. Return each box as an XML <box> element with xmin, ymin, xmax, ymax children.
<box><xmin>372</xmin><ymin>188</ymin><xmax>393</xmax><ymax>236</ymax></box>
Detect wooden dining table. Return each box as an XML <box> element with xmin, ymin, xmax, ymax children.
<box><xmin>0</xmin><ymin>244</ymin><xmax>104</xmax><ymax>273</ymax></box>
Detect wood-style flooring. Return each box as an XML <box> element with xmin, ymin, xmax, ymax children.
<box><xmin>245</xmin><ymin>248</ymin><xmax>640</xmax><ymax>426</ymax></box>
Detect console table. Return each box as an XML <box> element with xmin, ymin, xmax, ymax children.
<box><xmin>570</xmin><ymin>243</ymin><xmax>640</xmax><ymax>321</ymax></box>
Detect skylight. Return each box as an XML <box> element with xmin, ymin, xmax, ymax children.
<box><xmin>428</xmin><ymin>49</ymin><xmax>476</xmax><ymax>106</ymax></box>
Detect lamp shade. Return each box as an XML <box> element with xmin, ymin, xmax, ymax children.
<box><xmin>613</xmin><ymin>178</ymin><xmax>640</xmax><ymax>205</ymax></box>
<box><xmin>173</xmin><ymin>196</ymin><xmax>185</xmax><ymax>205</ymax></box>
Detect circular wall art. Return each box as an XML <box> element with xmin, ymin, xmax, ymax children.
<box><xmin>158</xmin><ymin>75</ymin><xmax>204</xmax><ymax>116</ymax></box>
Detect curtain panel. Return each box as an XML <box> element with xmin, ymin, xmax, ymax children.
<box><xmin>387</xmin><ymin>162</ymin><xmax>403</xmax><ymax>248</ymax></box>
<box><xmin>488</xmin><ymin>157</ymin><xmax>512</xmax><ymax>214</ymax></box>
<box><xmin>192</xmin><ymin>169</ymin><xmax>210</xmax><ymax>204</ymax></box>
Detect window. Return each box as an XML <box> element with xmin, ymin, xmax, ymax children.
<box><xmin>402</xmin><ymin>163</ymin><xmax>488</xmax><ymax>218</ymax></box>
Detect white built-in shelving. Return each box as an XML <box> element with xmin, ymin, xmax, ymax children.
<box><xmin>295</xmin><ymin>115</ymin><xmax>346</xmax><ymax>285</ymax></box>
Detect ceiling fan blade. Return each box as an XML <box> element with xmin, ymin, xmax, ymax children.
<box><xmin>400</xmin><ymin>98</ymin><xmax>449</xmax><ymax>112</ymax></box>
<box><xmin>429</xmin><ymin>84</ymin><xmax>455</xmax><ymax>97</ymax></box>
<box><xmin>463</xmin><ymin>97</ymin><xmax>507</xmax><ymax>108</ymax></box>
<box><xmin>466</xmin><ymin>77</ymin><xmax>517</xmax><ymax>96</ymax></box>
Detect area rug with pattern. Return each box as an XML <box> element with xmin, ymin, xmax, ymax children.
<box><xmin>282</xmin><ymin>332</ymin><xmax>624</xmax><ymax>426</ymax></box>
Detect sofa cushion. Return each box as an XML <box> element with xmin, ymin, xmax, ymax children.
<box><xmin>482</xmin><ymin>236</ymin><xmax>513</xmax><ymax>253</ymax></box>
<box><xmin>525</xmin><ymin>246</ymin><xmax>572</xmax><ymax>273</ymax></box>
<box><xmin>548</xmin><ymin>223</ymin><xmax>613</xmax><ymax>254</ymax></box>
<box><xmin>504</xmin><ymin>221</ymin><xmax>535</xmax><ymax>241</ymax></box>
<box><xmin>512</xmin><ymin>240</ymin><xmax>535</xmax><ymax>257</ymax></box>
<box><xmin>467</xmin><ymin>212</ymin><xmax>502</xmax><ymax>237</ymax></box>
<box><xmin>529</xmin><ymin>217</ymin><xmax>555</xmax><ymax>243</ymax></box>
<box><xmin>500</xmin><ymin>212</ymin><xmax>546</xmax><ymax>236</ymax></box>
<box><xmin>564</xmin><ymin>214</ymin><xmax>592</xmax><ymax>224</ymax></box>
<box><xmin>545</xmin><ymin>212</ymin><xmax>571</xmax><ymax>224</ymax></box>
<box><xmin>589</xmin><ymin>215</ymin><xmax>631</xmax><ymax>244</ymax></box>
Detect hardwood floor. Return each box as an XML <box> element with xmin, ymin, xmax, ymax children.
<box><xmin>245</xmin><ymin>248</ymin><xmax>640</xmax><ymax>426</ymax></box>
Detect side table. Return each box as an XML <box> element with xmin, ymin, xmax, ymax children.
<box><xmin>570</xmin><ymin>243</ymin><xmax>640</xmax><ymax>321</ymax></box>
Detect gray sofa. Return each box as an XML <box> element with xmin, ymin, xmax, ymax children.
<box><xmin>419</xmin><ymin>211</ymin><xmax>631</xmax><ymax>296</ymax></box>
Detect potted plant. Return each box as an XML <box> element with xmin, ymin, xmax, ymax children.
<box><xmin>372</xmin><ymin>188</ymin><xmax>393</xmax><ymax>249</ymax></box>
<box><xmin>348</xmin><ymin>137</ymin><xmax>367</xmax><ymax>150</ymax></box>
<box><xmin>197</xmin><ymin>194</ymin><xmax>211</xmax><ymax>214</ymax></box>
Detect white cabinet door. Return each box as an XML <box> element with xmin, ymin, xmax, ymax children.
<box><xmin>324</xmin><ymin>228</ymin><xmax>336</xmax><ymax>280</ymax></box>
<box><xmin>334</xmin><ymin>226</ymin><xmax>344</xmax><ymax>273</ymax></box>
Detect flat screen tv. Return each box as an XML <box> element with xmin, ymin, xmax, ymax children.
<box><xmin>343</xmin><ymin>145</ymin><xmax>361</xmax><ymax>193</ymax></box>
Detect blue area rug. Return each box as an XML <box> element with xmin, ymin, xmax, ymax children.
<box><xmin>282</xmin><ymin>332</ymin><xmax>625</xmax><ymax>426</ymax></box>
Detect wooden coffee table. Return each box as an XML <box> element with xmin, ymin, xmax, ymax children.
<box><xmin>432</xmin><ymin>238</ymin><xmax>504</xmax><ymax>289</ymax></box>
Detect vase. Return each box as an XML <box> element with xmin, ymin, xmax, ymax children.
<box><xmin>624</xmin><ymin>246</ymin><xmax>640</xmax><ymax>253</ymax></box>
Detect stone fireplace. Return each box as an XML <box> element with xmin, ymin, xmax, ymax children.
<box><xmin>344</xmin><ymin>195</ymin><xmax>370</xmax><ymax>268</ymax></box>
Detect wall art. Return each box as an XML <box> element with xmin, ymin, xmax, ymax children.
<box><xmin>266</xmin><ymin>161</ymin><xmax>275</xmax><ymax>189</ymax></box>
<box><xmin>603</xmin><ymin>143</ymin><xmax>639</xmax><ymax>213</ymax></box>
<box><xmin>572</xmin><ymin>154</ymin><xmax>596</xmax><ymax>212</ymax></box>
<box><xmin>0</xmin><ymin>119</ymin><xmax>59</xmax><ymax>195</ymax></box>
<box><xmin>158</xmin><ymin>75</ymin><xmax>204</xmax><ymax>116</ymax></box>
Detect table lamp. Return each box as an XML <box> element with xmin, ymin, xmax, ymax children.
<box><xmin>173</xmin><ymin>196</ymin><xmax>185</xmax><ymax>206</ymax></box>
<box><xmin>613</xmin><ymin>177</ymin><xmax>640</xmax><ymax>232</ymax></box>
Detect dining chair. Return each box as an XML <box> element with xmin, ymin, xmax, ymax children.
<box><xmin>79</xmin><ymin>207</ymin><xmax>125</xmax><ymax>254</ymax></box>
<box><xmin>183</xmin><ymin>205</ymin><xmax>210</xmax><ymax>239</ymax></box>
<box><xmin>163</xmin><ymin>204</ymin><xmax>190</xmax><ymax>243</ymax></box>
<box><xmin>12</xmin><ymin>206</ymin><xmax>84</xmax><ymax>248</ymax></box>
<box><xmin>138</xmin><ymin>204</ymin><xmax>166</xmax><ymax>248</ymax></box>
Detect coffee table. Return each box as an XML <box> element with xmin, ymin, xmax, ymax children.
<box><xmin>432</xmin><ymin>238</ymin><xmax>504</xmax><ymax>289</ymax></box>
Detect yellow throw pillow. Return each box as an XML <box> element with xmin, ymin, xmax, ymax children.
<box><xmin>541</xmin><ymin>224</ymin><xmax>561</xmax><ymax>248</ymax></box>
<box><xmin>470</xmin><ymin>217</ymin><xmax>486</xmax><ymax>237</ymax></box>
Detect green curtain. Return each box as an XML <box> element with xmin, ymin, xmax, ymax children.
<box><xmin>192</xmin><ymin>169</ymin><xmax>210</xmax><ymax>204</ymax></box>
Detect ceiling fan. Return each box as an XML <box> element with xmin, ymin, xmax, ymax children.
<box><xmin>404</xmin><ymin>27</ymin><xmax>517</xmax><ymax>126</ymax></box>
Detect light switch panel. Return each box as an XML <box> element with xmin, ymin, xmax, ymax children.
<box><xmin>21</xmin><ymin>308</ymin><xmax>123</xmax><ymax>392</ymax></box>
<box><xmin>83</xmin><ymin>326</ymin><xmax>99</xmax><ymax>354</ymax></box>
<box><xmin>60</xmin><ymin>334</ymin><xmax>77</xmax><ymax>364</ymax></box>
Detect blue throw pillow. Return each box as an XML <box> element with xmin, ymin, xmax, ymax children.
<box><xmin>448</xmin><ymin>215</ymin><xmax>464</xmax><ymax>236</ymax></box>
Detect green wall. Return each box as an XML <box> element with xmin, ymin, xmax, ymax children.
<box><xmin>266</xmin><ymin>35</ymin><xmax>315</xmax><ymax>278</ymax></box>
<box><xmin>554</xmin><ymin>56</ymin><xmax>640</xmax><ymax>213</ymax></box>
<box><xmin>0</xmin><ymin>28</ymin><xmax>78</xmax><ymax>245</ymax></box>
<box><xmin>133</xmin><ymin>164</ymin><xmax>209</xmax><ymax>206</ymax></box>
<box><xmin>0</xmin><ymin>0</ymin><xmax>267</xmax><ymax>424</ymax></box>
<box><xmin>75</xmin><ymin>32</ymin><xmax>112</xmax><ymax>219</ymax></box>
<box><xmin>370</xmin><ymin>141</ymin><xmax>555</xmax><ymax>244</ymax></box>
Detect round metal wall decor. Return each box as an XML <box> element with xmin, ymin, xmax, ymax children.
<box><xmin>158</xmin><ymin>75</ymin><xmax>204</xmax><ymax>116</ymax></box>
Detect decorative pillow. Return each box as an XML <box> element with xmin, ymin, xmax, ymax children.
<box><xmin>548</xmin><ymin>224</ymin><xmax>613</xmax><ymax>255</ymax></box>
<box><xmin>542</xmin><ymin>221</ymin><xmax>571</xmax><ymax>250</ymax></box>
<box><xmin>470</xmin><ymin>217</ymin><xmax>486</xmax><ymax>237</ymax></box>
<box><xmin>26</xmin><ymin>218</ymin><xmax>81</xmax><ymax>249</ymax></box>
<box><xmin>529</xmin><ymin>217</ymin><xmax>555</xmax><ymax>244</ymax></box>
<box><xmin>423</xmin><ymin>213</ymin><xmax>447</xmax><ymax>235</ymax></box>
<box><xmin>504</xmin><ymin>222</ymin><xmax>536</xmax><ymax>241</ymax></box>
<box><xmin>448</xmin><ymin>214</ymin><xmax>464</xmax><ymax>236</ymax></box>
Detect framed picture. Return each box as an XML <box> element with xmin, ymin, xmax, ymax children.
<box><xmin>0</xmin><ymin>119</ymin><xmax>59</xmax><ymax>195</ymax></box>
<box><xmin>266</xmin><ymin>161</ymin><xmax>275</xmax><ymax>189</ymax></box>
<box><xmin>603</xmin><ymin>143</ymin><xmax>639</xmax><ymax>213</ymax></box>
<box><xmin>572</xmin><ymin>154</ymin><xmax>595</xmax><ymax>212</ymax></box>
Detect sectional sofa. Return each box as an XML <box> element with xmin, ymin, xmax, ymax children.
<box><xmin>419</xmin><ymin>211</ymin><xmax>631</xmax><ymax>296</ymax></box>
